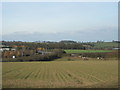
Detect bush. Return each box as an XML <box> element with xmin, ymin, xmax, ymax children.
<box><xmin>2</xmin><ymin>52</ymin><xmax>63</xmax><ymax>62</ymax></box>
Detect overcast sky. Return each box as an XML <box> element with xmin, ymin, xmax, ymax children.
<box><xmin>2</xmin><ymin>2</ymin><xmax>118</xmax><ymax>42</ymax></box>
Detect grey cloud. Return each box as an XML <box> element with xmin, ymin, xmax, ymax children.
<box><xmin>2</xmin><ymin>29</ymin><xmax>118</xmax><ymax>42</ymax></box>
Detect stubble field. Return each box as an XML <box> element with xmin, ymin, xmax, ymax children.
<box><xmin>2</xmin><ymin>60</ymin><xmax>118</xmax><ymax>88</ymax></box>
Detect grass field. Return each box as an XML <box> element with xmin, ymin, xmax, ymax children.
<box><xmin>64</xmin><ymin>50</ymin><xmax>113</xmax><ymax>53</ymax></box>
<box><xmin>93</xmin><ymin>42</ymin><xmax>118</xmax><ymax>49</ymax></box>
<box><xmin>2</xmin><ymin>60</ymin><xmax>118</xmax><ymax>88</ymax></box>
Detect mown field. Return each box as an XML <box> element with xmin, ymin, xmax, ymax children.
<box><xmin>64</xmin><ymin>50</ymin><xmax>113</xmax><ymax>53</ymax></box>
<box><xmin>2</xmin><ymin>60</ymin><xmax>118</xmax><ymax>88</ymax></box>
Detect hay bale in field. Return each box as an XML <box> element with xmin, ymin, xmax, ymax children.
<box><xmin>82</xmin><ymin>57</ymin><xmax>89</xmax><ymax>60</ymax></box>
<box><xmin>97</xmin><ymin>57</ymin><xmax>104</xmax><ymax>60</ymax></box>
<box><xmin>78</xmin><ymin>56</ymin><xmax>82</xmax><ymax>58</ymax></box>
<box><xmin>97</xmin><ymin>57</ymin><xmax>100</xmax><ymax>59</ymax></box>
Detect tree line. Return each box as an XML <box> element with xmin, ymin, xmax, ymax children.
<box><xmin>2</xmin><ymin>40</ymin><xmax>92</xmax><ymax>50</ymax></box>
<box><xmin>2</xmin><ymin>40</ymin><xmax>118</xmax><ymax>50</ymax></box>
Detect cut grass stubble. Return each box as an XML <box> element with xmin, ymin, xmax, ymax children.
<box><xmin>2</xmin><ymin>60</ymin><xmax>118</xmax><ymax>88</ymax></box>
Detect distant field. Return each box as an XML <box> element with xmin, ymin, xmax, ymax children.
<box><xmin>93</xmin><ymin>42</ymin><xmax>118</xmax><ymax>49</ymax></box>
<box><xmin>64</xmin><ymin>50</ymin><xmax>113</xmax><ymax>53</ymax></box>
<box><xmin>3</xmin><ymin>60</ymin><xmax>118</xmax><ymax>88</ymax></box>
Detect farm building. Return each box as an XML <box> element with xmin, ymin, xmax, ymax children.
<box><xmin>112</xmin><ymin>48</ymin><xmax>120</xmax><ymax>50</ymax></box>
<box><xmin>0</xmin><ymin>45</ymin><xmax>16</xmax><ymax>52</ymax></box>
<box><xmin>36</xmin><ymin>47</ymin><xmax>51</xmax><ymax>55</ymax></box>
<box><xmin>37</xmin><ymin>51</ymin><xmax>51</xmax><ymax>55</ymax></box>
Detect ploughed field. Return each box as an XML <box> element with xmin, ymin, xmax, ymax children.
<box><xmin>3</xmin><ymin>60</ymin><xmax>118</xmax><ymax>88</ymax></box>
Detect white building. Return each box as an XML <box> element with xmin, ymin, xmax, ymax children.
<box><xmin>0</xmin><ymin>46</ymin><xmax>16</xmax><ymax>52</ymax></box>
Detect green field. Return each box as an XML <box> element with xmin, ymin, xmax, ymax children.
<box><xmin>93</xmin><ymin>42</ymin><xmax>118</xmax><ymax>49</ymax></box>
<box><xmin>3</xmin><ymin>60</ymin><xmax>118</xmax><ymax>88</ymax></box>
<box><xmin>64</xmin><ymin>50</ymin><xmax>112</xmax><ymax>53</ymax></box>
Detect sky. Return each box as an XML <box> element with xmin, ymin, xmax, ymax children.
<box><xmin>2</xmin><ymin>2</ymin><xmax>118</xmax><ymax>42</ymax></box>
